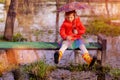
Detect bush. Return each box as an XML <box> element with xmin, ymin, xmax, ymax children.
<box><xmin>87</xmin><ymin>17</ymin><xmax>120</xmax><ymax>36</ymax></box>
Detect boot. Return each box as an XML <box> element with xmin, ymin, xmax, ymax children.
<box><xmin>54</xmin><ymin>51</ymin><xmax>63</xmax><ymax>64</ymax></box>
<box><xmin>82</xmin><ymin>53</ymin><xmax>96</xmax><ymax>67</ymax></box>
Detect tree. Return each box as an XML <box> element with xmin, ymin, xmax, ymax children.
<box><xmin>55</xmin><ymin>0</ymin><xmax>59</xmax><ymax>42</ymax></box>
<box><xmin>105</xmin><ymin>0</ymin><xmax>110</xmax><ymax>18</ymax></box>
<box><xmin>4</xmin><ymin>0</ymin><xmax>18</xmax><ymax>41</ymax></box>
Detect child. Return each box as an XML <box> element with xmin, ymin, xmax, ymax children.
<box><xmin>54</xmin><ymin>10</ymin><xmax>96</xmax><ymax>66</ymax></box>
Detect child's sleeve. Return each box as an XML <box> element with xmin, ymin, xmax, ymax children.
<box><xmin>76</xmin><ymin>18</ymin><xmax>86</xmax><ymax>35</ymax></box>
<box><xmin>60</xmin><ymin>24</ymin><xmax>67</xmax><ymax>40</ymax></box>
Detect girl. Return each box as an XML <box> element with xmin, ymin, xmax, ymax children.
<box><xmin>54</xmin><ymin>10</ymin><xmax>96</xmax><ymax>66</ymax></box>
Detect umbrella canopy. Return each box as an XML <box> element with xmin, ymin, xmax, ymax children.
<box><xmin>58</xmin><ymin>2</ymin><xmax>90</xmax><ymax>12</ymax></box>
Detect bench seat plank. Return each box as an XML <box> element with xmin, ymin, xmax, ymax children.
<box><xmin>0</xmin><ymin>42</ymin><xmax>102</xmax><ymax>50</ymax></box>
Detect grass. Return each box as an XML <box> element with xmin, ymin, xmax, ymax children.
<box><xmin>33</xmin><ymin>30</ymin><xmax>44</xmax><ymax>36</ymax></box>
<box><xmin>0</xmin><ymin>60</ymin><xmax>56</xmax><ymax>79</ymax></box>
<box><xmin>0</xmin><ymin>63</ymin><xmax>19</xmax><ymax>76</ymax></box>
<box><xmin>0</xmin><ymin>33</ymin><xmax>27</xmax><ymax>42</ymax></box>
<box><xmin>57</xmin><ymin>63</ymin><xmax>120</xmax><ymax>79</ymax></box>
<box><xmin>87</xmin><ymin>17</ymin><xmax>120</xmax><ymax>37</ymax></box>
<box><xmin>23</xmin><ymin>60</ymin><xmax>56</xmax><ymax>80</ymax></box>
<box><xmin>12</xmin><ymin>33</ymin><xmax>27</xmax><ymax>42</ymax></box>
<box><xmin>58</xmin><ymin>63</ymin><xmax>111</xmax><ymax>73</ymax></box>
<box><xmin>0</xmin><ymin>59</ymin><xmax>120</xmax><ymax>79</ymax></box>
<box><xmin>110</xmin><ymin>68</ymin><xmax>120</xmax><ymax>78</ymax></box>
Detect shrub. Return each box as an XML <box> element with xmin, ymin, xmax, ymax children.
<box><xmin>87</xmin><ymin>17</ymin><xmax>120</xmax><ymax>36</ymax></box>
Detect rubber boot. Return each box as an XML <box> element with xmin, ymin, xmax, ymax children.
<box><xmin>82</xmin><ymin>53</ymin><xmax>92</xmax><ymax>64</ymax></box>
<box><xmin>82</xmin><ymin>53</ymin><xmax>96</xmax><ymax>67</ymax></box>
<box><xmin>54</xmin><ymin>51</ymin><xmax>63</xmax><ymax>64</ymax></box>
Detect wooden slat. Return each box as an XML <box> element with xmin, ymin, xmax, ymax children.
<box><xmin>0</xmin><ymin>42</ymin><xmax>102</xmax><ymax>50</ymax></box>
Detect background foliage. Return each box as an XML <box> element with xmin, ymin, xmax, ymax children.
<box><xmin>86</xmin><ymin>17</ymin><xmax>120</xmax><ymax>36</ymax></box>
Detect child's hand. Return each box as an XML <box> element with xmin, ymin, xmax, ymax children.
<box><xmin>66</xmin><ymin>36</ymin><xmax>73</xmax><ymax>41</ymax></box>
<box><xmin>73</xmin><ymin>29</ymin><xmax>78</xmax><ymax>34</ymax></box>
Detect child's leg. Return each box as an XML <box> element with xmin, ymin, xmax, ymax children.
<box><xmin>78</xmin><ymin>39</ymin><xmax>93</xmax><ymax>65</ymax></box>
<box><xmin>54</xmin><ymin>40</ymin><xmax>71</xmax><ymax>64</ymax></box>
<box><xmin>79</xmin><ymin>43</ymin><xmax>96</xmax><ymax>66</ymax></box>
<box><xmin>79</xmin><ymin>44</ymin><xmax>88</xmax><ymax>54</ymax></box>
<box><xmin>59</xmin><ymin>40</ymin><xmax>70</xmax><ymax>53</ymax></box>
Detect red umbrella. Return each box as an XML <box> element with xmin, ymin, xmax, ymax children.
<box><xmin>58</xmin><ymin>2</ymin><xmax>90</xmax><ymax>12</ymax></box>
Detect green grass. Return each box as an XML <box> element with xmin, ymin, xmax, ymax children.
<box><xmin>58</xmin><ymin>63</ymin><xmax>120</xmax><ymax>79</ymax></box>
<box><xmin>110</xmin><ymin>68</ymin><xmax>120</xmax><ymax>78</ymax></box>
<box><xmin>87</xmin><ymin>17</ymin><xmax>120</xmax><ymax>37</ymax></box>
<box><xmin>0</xmin><ymin>33</ymin><xmax>27</xmax><ymax>42</ymax></box>
<box><xmin>12</xmin><ymin>33</ymin><xmax>27</xmax><ymax>42</ymax></box>
<box><xmin>23</xmin><ymin>60</ymin><xmax>56</xmax><ymax>80</ymax></box>
<box><xmin>58</xmin><ymin>63</ymin><xmax>111</xmax><ymax>73</ymax></box>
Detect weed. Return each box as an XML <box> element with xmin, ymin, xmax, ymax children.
<box><xmin>23</xmin><ymin>60</ymin><xmax>56</xmax><ymax>80</ymax></box>
<box><xmin>48</xmin><ymin>30</ymin><xmax>53</xmax><ymax>34</ymax></box>
<box><xmin>12</xmin><ymin>33</ymin><xmax>27</xmax><ymax>42</ymax></box>
<box><xmin>33</xmin><ymin>30</ymin><xmax>44</xmax><ymax>36</ymax></box>
<box><xmin>57</xmin><ymin>63</ymin><xmax>89</xmax><ymax>72</ymax></box>
<box><xmin>110</xmin><ymin>68</ymin><xmax>120</xmax><ymax>78</ymax></box>
<box><xmin>0</xmin><ymin>33</ymin><xmax>27</xmax><ymax>42</ymax></box>
<box><xmin>0</xmin><ymin>35</ymin><xmax>4</xmax><ymax>41</ymax></box>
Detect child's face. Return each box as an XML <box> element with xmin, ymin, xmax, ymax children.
<box><xmin>66</xmin><ymin>13</ymin><xmax>75</xmax><ymax>22</ymax></box>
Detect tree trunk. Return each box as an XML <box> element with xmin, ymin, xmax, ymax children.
<box><xmin>105</xmin><ymin>0</ymin><xmax>110</xmax><ymax>18</ymax></box>
<box><xmin>55</xmin><ymin>0</ymin><xmax>59</xmax><ymax>42</ymax></box>
<box><xmin>4</xmin><ymin>0</ymin><xmax>18</xmax><ymax>41</ymax></box>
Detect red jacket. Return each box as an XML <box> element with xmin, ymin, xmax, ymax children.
<box><xmin>60</xmin><ymin>17</ymin><xmax>86</xmax><ymax>41</ymax></box>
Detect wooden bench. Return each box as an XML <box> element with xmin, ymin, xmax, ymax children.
<box><xmin>0</xmin><ymin>34</ymin><xmax>107</xmax><ymax>66</ymax></box>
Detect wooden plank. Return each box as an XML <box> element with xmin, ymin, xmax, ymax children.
<box><xmin>0</xmin><ymin>42</ymin><xmax>102</xmax><ymax>50</ymax></box>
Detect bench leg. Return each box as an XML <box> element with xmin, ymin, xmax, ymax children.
<box><xmin>101</xmin><ymin>50</ymin><xmax>106</xmax><ymax>66</ymax></box>
<box><xmin>74</xmin><ymin>50</ymin><xmax>80</xmax><ymax>65</ymax></box>
<box><xmin>97</xmin><ymin>50</ymin><xmax>102</xmax><ymax>65</ymax></box>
